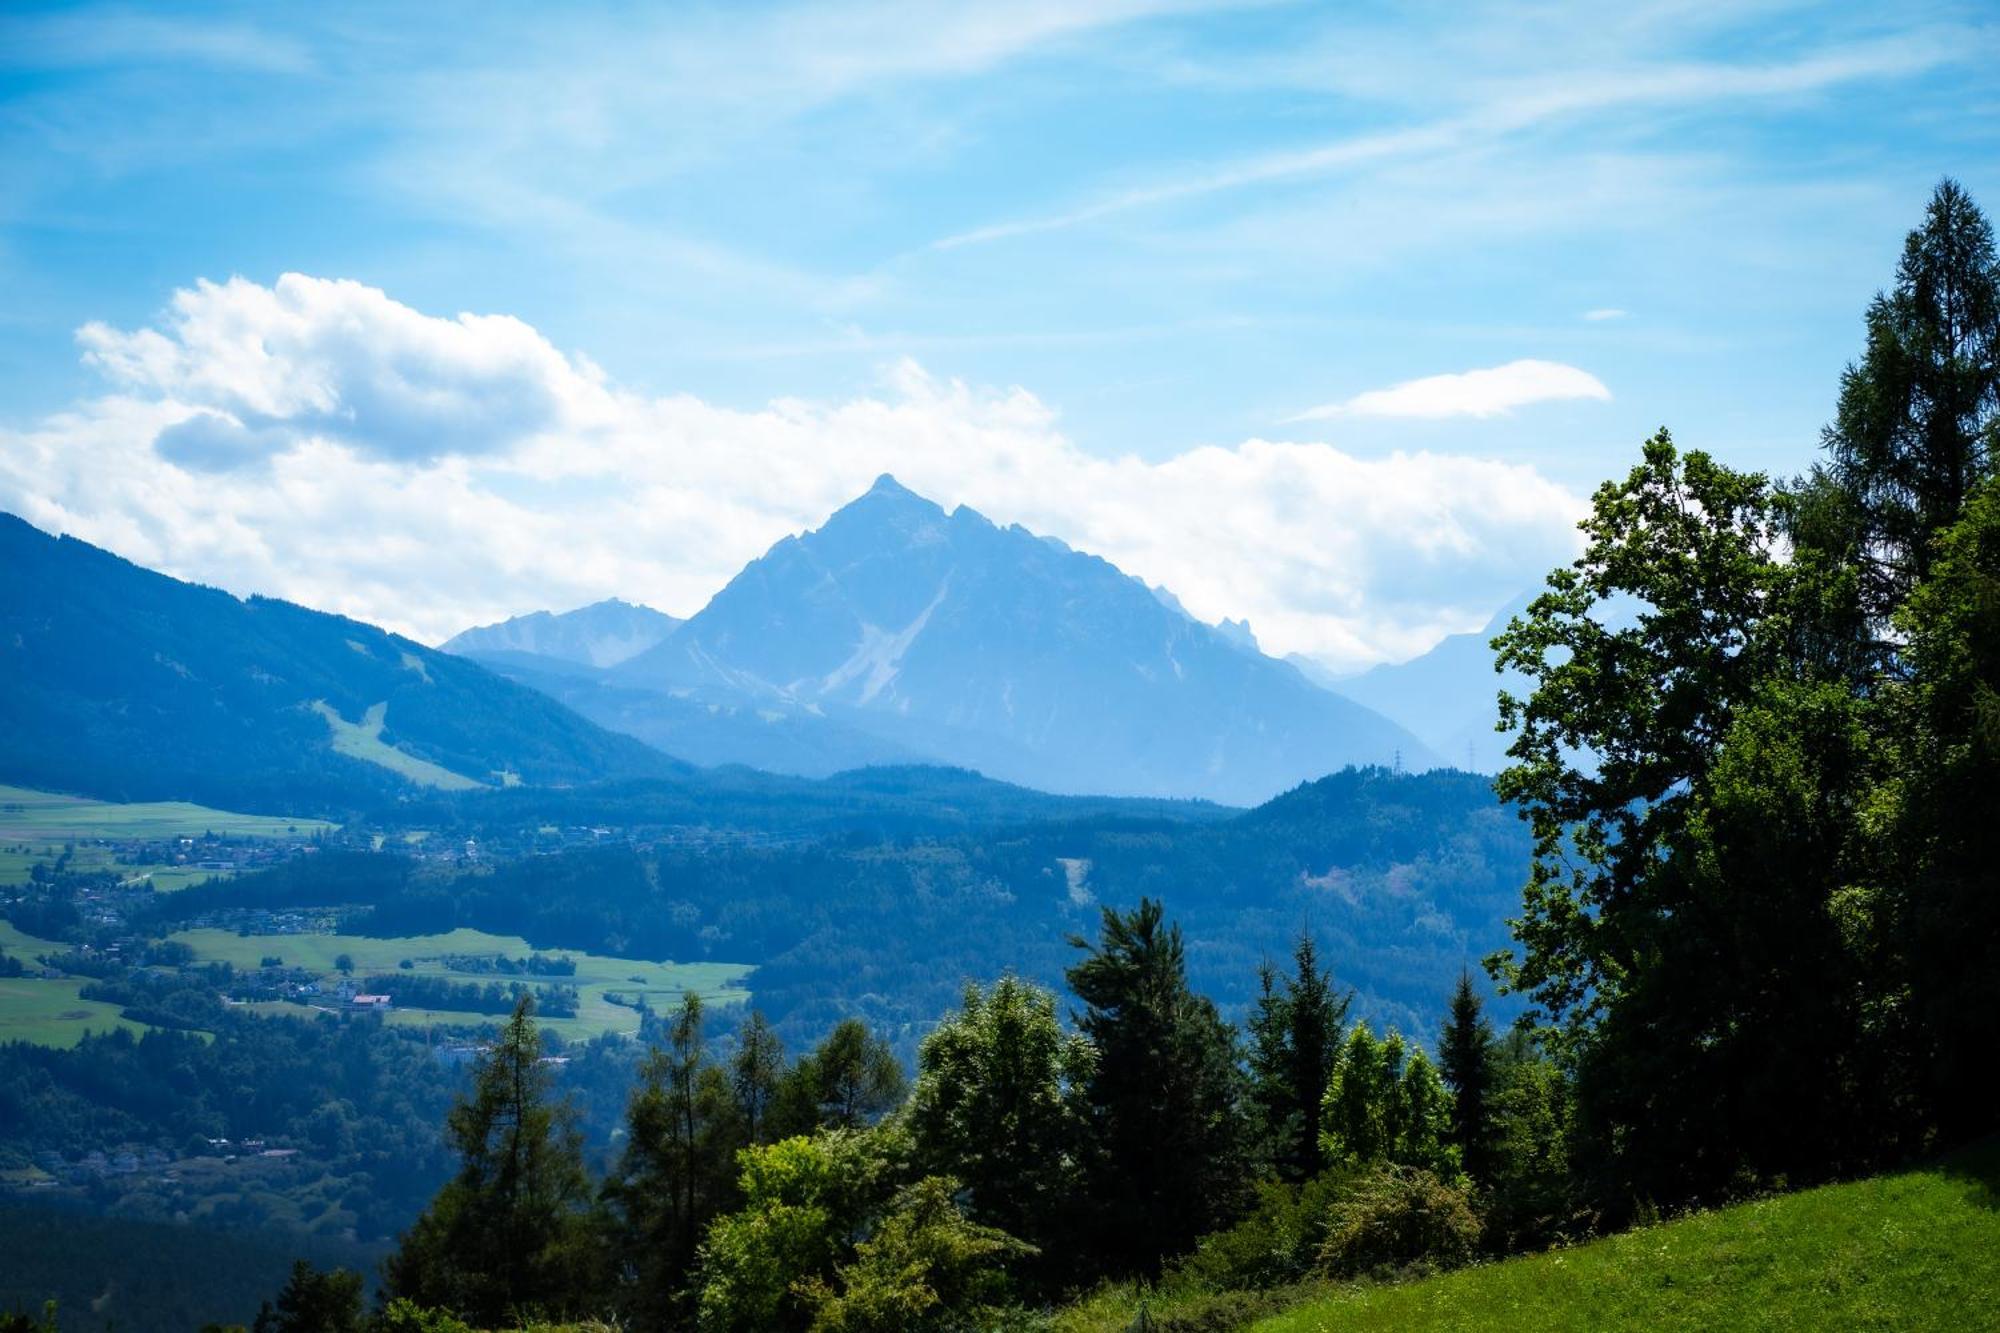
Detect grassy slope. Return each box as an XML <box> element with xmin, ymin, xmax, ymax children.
<box><xmin>310</xmin><ymin>701</ymin><xmax>487</xmax><ymax>791</ymax></box>
<box><xmin>0</xmin><ymin>783</ymin><xmax>335</xmax><ymax>843</ymax></box>
<box><xmin>1253</xmin><ymin>1140</ymin><xmax>2000</xmax><ymax>1332</ymax></box>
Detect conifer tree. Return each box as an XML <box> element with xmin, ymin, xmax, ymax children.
<box><xmin>1438</xmin><ymin>972</ymin><xmax>1497</xmax><ymax>1184</ymax></box>
<box><xmin>731</xmin><ymin>1009</ymin><xmax>786</xmax><ymax>1144</ymax></box>
<box><xmin>1247</xmin><ymin>932</ymin><xmax>1350</xmax><ymax>1181</ymax></box>
<box><xmin>383</xmin><ymin>997</ymin><xmax>599</xmax><ymax>1324</ymax></box>
<box><xmin>607</xmin><ymin>993</ymin><xmax>743</xmax><ymax>1328</ymax></box>
<box><xmin>1814</xmin><ymin>177</ymin><xmax>2000</xmax><ymax>623</ymax></box>
<box><xmin>1067</xmin><ymin>898</ymin><xmax>1247</xmax><ymax>1276</ymax></box>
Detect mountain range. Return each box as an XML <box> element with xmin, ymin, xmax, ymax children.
<box><xmin>0</xmin><ymin>513</ymin><xmax>684</xmax><ymax>813</ymax></box>
<box><xmin>455</xmin><ymin>476</ymin><xmax>1437</xmax><ymax>805</ymax></box>
<box><xmin>1308</xmin><ymin>595</ymin><xmax>1533</xmax><ymax>774</ymax></box>
<box><xmin>443</xmin><ymin>598</ymin><xmax>681</xmax><ymax>669</ymax></box>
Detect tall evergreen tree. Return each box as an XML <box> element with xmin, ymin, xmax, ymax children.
<box><xmin>1814</xmin><ymin>177</ymin><xmax>2000</xmax><ymax>624</ymax></box>
<box><xmin>607</xmin><ymin>993</ymin><xmax>744</xmax><ymax>1329</ymax></box>
<box><xmin>1438</xmin><ymin>972</ymin><xmax>1497</xmax><ymax>1185</ymax></box>
<box><xmin>1066</xmin><ymin>898</ymin><xmax>1247</xmax><ymax>1276</ymax></box>
<box><xmin>1247</xmin><ymin>931</ymin><xmax>1350</xmax><ymax>1181</ymax></box>
<box><xmin>383</xmin><ymin>997</ymin><xmax>599</xmax><ymax>1324</ymax></box>
<box><xmin>731</xmin><ymin>1010</ymin><xmax>786</xmax><ymax>1144</ymax></box>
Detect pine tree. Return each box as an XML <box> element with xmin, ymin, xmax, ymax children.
<box><xmin>1816</xmin><ymin>177</ymin><xmax>2000</xmax><ymax>622</ymax></box>
<box><xmin>1396</xmin><ymin>1046</ymin><xmax>1455</xmax><ymax>1175</ymax></box>
<box><xmin>1067</xmin><ymin>898</ymin><xmax>1247</xmax><ymax>1276</ymax></box>
<box><xmin>1247</xmin><ymin>933</ymin><xmax>1350</xmax><ymax>1182</ymax></box>
<box><xmin>731</xmin><ymin>1009</ymin><xmax>786</xmax><ymax>1144</ymax></box>
<box><xmin>1438</xmin><ymin>972</ymin><xmax>1497</xmax><ymax>1184</ymax></box>
<box><xmin>383</xmin><ymin>996</ymin><xmax>599</xmax><ymax>1324</ymax></box>
<box><xmin>608</xmin><ymin>993</ymin><xmax>744</xmax><ymax>1328</ymax></box>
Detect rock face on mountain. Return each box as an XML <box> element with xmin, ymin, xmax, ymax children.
<box><xmin>443</xmin><ymin>599</ymin><xmax>680</xmax><ymax>669</ymax></box>
<box><xmin>0</xmin><ymin>513</ymin><xmax>684</xmax><ymax>813</ymax></box>
<box><xmin>605</xmin><ymin>475</ymin><xmax>1434</xmax><ymax>804</ymax></box>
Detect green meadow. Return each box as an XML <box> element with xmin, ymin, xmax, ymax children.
<box><xmin>171</xmin><ymin>926</ymin><xmax>753</xmax><ymax>1040</ymax></box>
<box><xmin>0</xmin><ymin>977</ymin><xmax>156</xmax><ymax>1047</ymax></box>
<box><xmin>1234</xmin><ymin>1141</ymin><xmax>2000</xmax><ymax>1333</ymax></box>
<box><xmin>0</xmin><ymin>784</ymin><xmax>334</xmax><ymax>843</ymax></box>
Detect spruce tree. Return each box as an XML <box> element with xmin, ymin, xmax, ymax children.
<box><xmin>608</xmin><ymin>993</ymin><xmax>744</xmax><ymax>1328</ymax></box>
<box><xmin>1067</xmin><ymin>898</ymin><xmax>1247</xmax><ymax>1276</ymax></box>
<box><xmin>1816</xmin><ymin>177</ymin><xmax>2000</xmax><ymax>622</ymax></box>
<box><xmin>1248</xmin><ymin>932</ymin><xmax>1351</xmax><ymax>1181</ymax></box>
<box><xmin>731</xmin><ymin>1009</ymin><xmax>787</xmax><ymax>1144</ymax></box>
<box><xmin>383</xmin><ymin>996</ymin><xmax>599</xmax><ymax>1324</ymax></box>
<box><xmin>1438</xmin><ymin>971</ymin><xmax>1497</xmax><ymax>1184</ymax></box>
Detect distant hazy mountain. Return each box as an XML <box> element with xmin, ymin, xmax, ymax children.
<box><xmin>1312</xmin><ymin>594</ymin><xmax>1534</xmax><ymax>773</ymax></box>
<box><xmin>0</xmin><ymin>513</ymin><xmax>684</xmax><ymax>813</ymax></box>
<box><xmin>459</xmin><ymin>650</ymin><xmax>929</xmax><ymax>777</ymax></box>
<box><xmin>443</xmin><ymin>598</ymin><xmax>680</xmax><ymax>669</ymax></box>
<box><xmin>610</xmin><ymin>475</ymin><xmax>1434</xmax><ymax>804</ymax></box>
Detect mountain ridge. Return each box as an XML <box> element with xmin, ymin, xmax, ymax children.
<box><xmin>604</xmin><ymin>475</ymin><xmax>1436</xmax><ymax>803</ymax></box>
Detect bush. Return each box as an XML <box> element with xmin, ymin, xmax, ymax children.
<box><xmin>1174</xmin><ymin>1172</ymin><xmax>1354</xmax><ymax>1291</ymax></box>
<box><xmin>1316</xmin><ymin>1165</ymin><xmax>1481</xmax><ymax>1277</ymax></box>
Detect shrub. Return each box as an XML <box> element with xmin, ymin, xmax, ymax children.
<box><xmin>1316</xmin><ymin>1165</ymin><xmax>1481</xmax><ymax>1277</ymax></box>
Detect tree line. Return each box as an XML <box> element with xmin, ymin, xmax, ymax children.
<box><xmin>257</xmin><ymin>901</ymin><xmax>1556</xmax><ymax>1332</ymax></box>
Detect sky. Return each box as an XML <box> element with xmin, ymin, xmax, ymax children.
<box><xmin>1</xmin><ymin>0</ymin><xmax>1996</xmax><ymax>669</ymax></box>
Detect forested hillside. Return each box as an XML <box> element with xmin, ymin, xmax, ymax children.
<box><xmin>0</xmin><ymin>517</ymin><xmax>685</xmax><ymax>814</ymax></box>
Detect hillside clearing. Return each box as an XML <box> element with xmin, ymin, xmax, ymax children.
<box><xmin>1248</xmin><ymin>1140</ymin><xmax>2000</xmax><ymax>1332</ymax></box>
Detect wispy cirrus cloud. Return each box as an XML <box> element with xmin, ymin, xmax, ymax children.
<box><xmin>1287</xmin><ymin>360</ymin><xmax>1611</xmax><ymax>422</ymax></box>
<box><xmin>932</xmin><ymin>29</ymin><xmax>1974</xmax><ymax>250</ymax></box>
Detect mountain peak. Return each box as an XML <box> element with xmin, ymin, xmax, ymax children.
<box><xmin>867</xmin><ymin>472</ymin><xmax>915</xmax><ymax>498</ymax></box>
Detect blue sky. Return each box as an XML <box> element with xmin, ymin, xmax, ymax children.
<box><xmin>2</xmin><ymin>1</ymin><xmax>1997</xmax><ymax>664</ymax></box>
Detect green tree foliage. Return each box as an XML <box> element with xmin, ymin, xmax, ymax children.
<box><xmin>775</xmin><ymin>1019</ymin><xmax>908</xmax><ymax>1135</ymax></box>
<box><xmin>1815</xmin><ymin>177</ymin><xmax>1999</xmax><ymax>620</ymax></box>
<box><xmin>607</xmin><ymin>993</ymin><xmax>745</xmax><ymax>1329</ymax></box>
<box><xmin>1438</xmin><ymin>973</ymin><xmax>1497</xmax><ymax>1185</ymax></box>
<box><xmin>1321</xmin><ymin>1022</ymin><xmax>1455</xmax><ymax>1175</ymax></box>
<box><xmin>1491</xmin><ymin>182</ymin><xmax>2000</xmax><ymax>1208</ymax></box>
<box><xmin>1315</xmin><ymin>1165</ymin><xmax>1482</xmax><ymax>1278</ymax></box>
<box><xmin>1482</xmin><ymin>1032</ymin><xmax>1576</xmax><ymax>1251</ymax></box>
<box><xmin>693</xmin><ymin>1128</ymin><xmax>898</xmax><ymax>1333</ymax></box>
<box><xmin>1066</xmin><ymin>898</ymin><xmax>1248</xmax><ymax>1276</ymax></box>
<box><xmin>731</xmin><ymin>1010</ymin><xmax>787</xmax><ymax>1145</ymax></box>
<box><xmin>1246</xmin><ymin>932</ymin><xmax>1351</xmax><ymax>1182</ymax></box>
<box><xmin>906</xmin><ymin>975</ymin><xmax>1091</xmax><ymax>1280</ymax></box>
<box><xmin>251</xmin><ymin>1261</ymin><xmax>364</xmax><ymax>1333</ymax></box>
<box><xmin>1883</xmin><ymin>478</ymin><xmax>2000</xmax><ymax>1137</ymax></box>
<box><xmin>381</xmin><ymin>997</ymin><xmax>600</xmax><ymax>1325</ymax></box>
<box><xmin>1491</xmin><ymin>430</ymin><xmax>1891</xmax><ymax>1204</ymax></box>
<box><xmin>798</xmin><ymin>1176</ymin><xmax>1031</xmax><ymax>1333</ymax></box>
<box><xmin>1322</xmin><ymin>1024</ymin><xmax>1389</xmax><ymax>1168</ymax></box>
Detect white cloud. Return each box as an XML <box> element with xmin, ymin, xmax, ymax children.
<box><xmin>1288</xmin><ymin>359</ymin><xmax>1611</xmax><ymax>422</ymax></box>
<box><xmin>0</xmin><ymin>275</ymin><xmax>1587</xmax><ymax>669</ymax></box>
<box><xmin>1582</xmin><ymin>307</ymin><xmax>1628</xmax><ymax>321</ymax></box>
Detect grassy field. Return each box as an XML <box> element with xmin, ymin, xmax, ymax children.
<box><xmin>310</xmin><ymin>700</ymin><xmax>485</xmax><ymax>791</ymax></box>
<box><xmin>0</xmin><ymin>784</ymin><xmax>334</xmax><ymax>842</ymax></box>
<box><xmin>1235</xmin><ymin>1141</ymin><xmax>2000</xmax><ymax>1332</ymax></box>
<box><xmin>170</xmin><ymin>926</ymin><xmax>752</xmax><ymax>1040</ymax></box>
<box><xmin>0</xmin><ymin>976</ymin><xmax>154</xmax><ymax>1046</ymax></box>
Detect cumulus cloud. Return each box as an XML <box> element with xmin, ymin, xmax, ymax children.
<box><xmin>0</xmin><ymin>274</ymin><xmax>1587</xmax><ymax>669</ymax></box>
<box><xmin>1288</xmin><ymin>358</ymin><xmax>1610</xmax><ymax>422</ymax></box>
